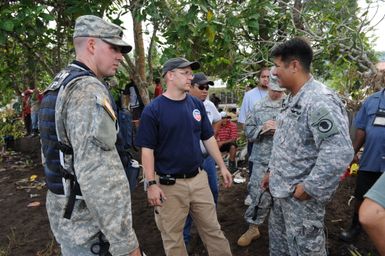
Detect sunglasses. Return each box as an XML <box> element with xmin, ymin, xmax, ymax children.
<box><xmin>197</xmin><ymin>84</ymin><xmax>209</xmax><ymax>91</ymax></box>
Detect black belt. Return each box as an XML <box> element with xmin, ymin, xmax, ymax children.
<box><xmin>157</xmin><ymin>168</ymin><xmax>200</xmax><ymax>179</ymax></box>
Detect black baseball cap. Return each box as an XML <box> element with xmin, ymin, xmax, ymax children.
<box><xmin>191</xmin><ymin>72</ymin><xmax>214</xmax><ymax>86</ymax></box>
<box><xmin>162</xmin><ymin>57</ymin><xmax>200</xmax><ymax>77</ymax></box>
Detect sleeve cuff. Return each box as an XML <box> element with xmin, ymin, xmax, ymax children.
<box><xmin>109</xmin><ymin>234</ymin><xmax>139</xmax><ymax>256</ymax></box>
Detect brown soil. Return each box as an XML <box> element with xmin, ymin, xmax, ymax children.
<box><xmin>0</xmin><ymin>137</ymin><xmax>379</xmax><ymax>256</ymax></box>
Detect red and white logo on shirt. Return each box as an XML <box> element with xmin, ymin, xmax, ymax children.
<box><xmin>192</xmin><ymin>109</ymin><xmax>201</xmax><ymax>122</ymax></box>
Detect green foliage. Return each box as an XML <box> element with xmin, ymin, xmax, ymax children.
<box><xmin>0</xmin><ymin>0</ymin><xmax>115</xmax><ymax>107</ymax></box>
<box><xmin>0</xmin><ymin>0</ymin><xmax>380</xmax><ymax>110</ymax></box>
<box><xmin>152</xmin><ymin>0</ymin><xmax>377</xmax><ymax>99</ymax></box>
<box><xmin>0</xmin><ymin>109</ymin><xmax>24</xmax><ymax>144</ymax></box>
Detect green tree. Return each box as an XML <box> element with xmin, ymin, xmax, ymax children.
<box><xmin>0</xmin><ymin>0</ymin><xmax>156</xmax><ymax>106</ymax></box>
<box><xmin>0</xmin><ymin>1</ymin><xmax>114</xmax><ymax>104</ymax></box>
<box><xmin>153</xmin><ymin>0</ymin><xmax>379</xmax><ymax>104</ymax></box>
<box><xmin>0</xmin><ymin>0</ymin><xmax>382</xmax><ymax>109</ymax></box>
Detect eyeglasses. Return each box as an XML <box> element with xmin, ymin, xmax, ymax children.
<box><xmin>197</xmin><ymin>85</ymin><xmax>209</xmax><ymax>91</ymax></box>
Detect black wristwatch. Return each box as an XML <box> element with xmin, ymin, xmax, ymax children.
<box><xmin>147</xmin><ymin>180</ymin><xmax>157</xmax><ymax>188</ymax></box>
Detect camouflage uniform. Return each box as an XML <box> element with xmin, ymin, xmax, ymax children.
<box><xmin>268</xmin><ymin>77</ymin><xmax>353</xmax><ymax>256</ymax></box>
<box><xmin>244</xmin><ymin>95</ymin><xmax>284</xmax><ymax>225</ymax></box>
<box><xmin>42</xmin><ymin>15</ymin><xmax>138</xmax><ymax>256</ymax></box>
<box><xmin>45</xmin><ymin>75</ymin><xmax>139</xmax><ymax>255</ymax></box>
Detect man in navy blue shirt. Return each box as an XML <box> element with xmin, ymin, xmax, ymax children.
<box><xmin>340</xmin><ymin>89</ymin><xmax>385</xmax><ymax>242</ymax></box>
<box><xmin>135</xmin><ymin>57</ymin><xmax>232</xmax><ymax>256</ymax></box>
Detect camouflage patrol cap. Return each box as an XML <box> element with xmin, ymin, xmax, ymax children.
<box><xmin>269</xmin><ymin>69</ymin><xmax>285</xmax><ymax>92</ymax></box>
<box><xmin>73</xmin><ymin>15</ymin><xmax>132</xmax><ymax>54</ymax></box>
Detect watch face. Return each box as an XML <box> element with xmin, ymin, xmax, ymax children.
<box><xmin>147</xmin><ymin>180</ymin><xmax>157</xmax><ymax>187</ymax></box>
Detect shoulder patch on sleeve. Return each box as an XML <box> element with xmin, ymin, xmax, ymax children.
<box><xmin>310</xmin><ymin>107</ymin><xmax>339</xmax><ymax>139</ymax></box>
<box><xmin>96</xmin><ymin>95</ymin><xmax>117</xmax><ymax>121</ymax></box>
<box><xmin>103</xmin><ymin>98</ymin><xmax>117</xmax><ymax>121</ymax></box>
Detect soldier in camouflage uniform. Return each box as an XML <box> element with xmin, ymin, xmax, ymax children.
<box><xmin>262</xmin><ymin>37</ymin><xmax>354</xmax><ymax>256</ymax></box>
<box><xmin>44</xmin><ymin>15</ymin><xmax>141</xmax><ymax>256</ymax></box>
<box><xmin>237</xmin><ymin>73</ymin><xmax>285</xmax><ymax>247</ymax></box>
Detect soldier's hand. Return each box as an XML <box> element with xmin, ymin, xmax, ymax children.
<box><xmin>293</xmin><ymin>183</ymin><xmax>311</xmax><ymax>201</ymax></box>
<box><xmin>262</xmin><ymin>120</ymin><xmax>276</xmax><ymax>131</ymax></box>
<box><xmin>147</xmin><ymin>185</ymin><xmax>166</xmax><ymax>207</ymax></box>
<box><xmin>220</xmin><ymin>167</ymin><xmax>233</xmax><ymax>188</ymax></box>
<box><xmin>261</xmin><ymin>173</ymin><xmax>270</xmax><ymax>190</ymax></box>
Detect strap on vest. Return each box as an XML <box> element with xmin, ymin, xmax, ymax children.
<box><xmin>57</xmin><ymin>139</ymin><xmax>79</xmax><ymax>220</ymax></box>
<box><xmin>57</xmin><ymin>141</ymin><xmax>74</xmax><ymax>154</ymax></box>
<box><xmin>57</xmin><ymin>134</ymin><xmax>80</xmax><ymax>220</ymax></box>
<box><xmin>63</xmin><ymin>173</ymin><xmax>81</xmax><ymax>219</ymax></box>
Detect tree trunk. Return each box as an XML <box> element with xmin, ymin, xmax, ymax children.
<box><xmin>132</xmin><ymin>8</ymin><xmax>150</xmax><ymax>105</ymax></box>
<box><xmin>147</xmin><ymin>21</ymin><xmax>159</xmax><ymax>87</ymax></box>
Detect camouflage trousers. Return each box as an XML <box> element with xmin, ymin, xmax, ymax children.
<box><xmin>245</xmin><ymin>162</ymin><xmax>272</xmax><ymax>225</ymax></box>
<box><xmin>269</xmin><ymin>196</ymin><xmax>327</xmax><ymax>256</ymax></box>
<box><xmin>46</xmin><ymin>191</ymin><xmax>101</xmax><ymax>256</ymax></box>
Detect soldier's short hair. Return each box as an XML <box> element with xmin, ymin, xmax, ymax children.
<box><xmin>271</xmin><ymin>37</ymin><xmax>313</xmax><ymax>73</ymax></box>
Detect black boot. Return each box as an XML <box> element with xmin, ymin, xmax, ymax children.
<box><xmin>340</xmin><ymin>213</ymin><xmax>361</xmax><ymax>242</ymax></box>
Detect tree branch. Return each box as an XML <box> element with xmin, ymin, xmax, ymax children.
<box><xmin>11</xmin><ymin>32</ymin><xmax>55</xmax><ymax>76</ymax></box>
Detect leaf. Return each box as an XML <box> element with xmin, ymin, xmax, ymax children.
<box><xmin>2</xmin><ymin>20</ymin><xmax>14</xmax><ymax>32</ymax></box>
<box><xmin>200</xmin><ymin>4</ymin><xmax>208</xmax><ymax>13</ymax></box>
<box><xmin>248</xmin><ymin>20</ymin><xmax>259</xmax><ymax>29</ymax></box>
<box><xmin>0</xmin><ymin>33</ymin><xmax>6</xmax><ymax>46</ymax></box>
<box><xmin>39</xmin><ymin>13</ymin><xmax>55</xmax><ymax>22</ymax></box>
<box><xmin>207</xmin><ymin>10</ymin><xmax>214</xmax><ymax>22</ymax></box>
<box><xmin>206</xmin><ymin>25</ymin><xmax>216</xmax><ymax>45</ymax></box>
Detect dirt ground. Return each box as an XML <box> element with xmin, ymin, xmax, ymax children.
<box><xmin>0</xmin><ymin>137</ymin><xmax>379</xmax><ymax>256</ymax></box>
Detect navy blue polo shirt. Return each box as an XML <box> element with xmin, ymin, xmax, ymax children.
<box><xmin>354</xmin><ymin>89</ymin><xmax>385</xmax><ymax>172</ymax></box>
<box><xmin>135</xmin><ymin>94</ymin><xmax>213</xmax><ymax>174</ymax></box>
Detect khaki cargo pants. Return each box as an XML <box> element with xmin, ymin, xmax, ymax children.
<box><xmin>155</xmin><ymin>170</ymin><xmax>232</xmax><ymax>256</ymax></box>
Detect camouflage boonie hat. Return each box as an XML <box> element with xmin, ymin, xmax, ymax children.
<box><xmin>73</xmin><ymin>15</ymin><xmax>132</xmax><ymax>54</ymax></box>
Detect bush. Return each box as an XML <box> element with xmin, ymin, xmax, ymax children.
<box><xmin>0</xmin><ymin>109</ymin><xmax>25</xmax><ymax>144</ymax></box>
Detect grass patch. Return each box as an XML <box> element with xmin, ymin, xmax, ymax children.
<box><xmin>0</xmin><ymin>228</ymin><xmax>17</xmax><ymax>256</ymax></box>
<box><xmin>36</xmin><ymin>238</ymin><xmax>60</xmax><ymax>256</ymax></box>
<box><xmin>0</xmin><ymin>247</ymin><xmax>9</xmax><ymax>256</ymax></box>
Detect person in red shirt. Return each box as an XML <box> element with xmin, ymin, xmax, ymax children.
<box><xmin>216</xmin><ymin>111</ymin><xmax>238</xmax><ymax>172</ymax></box>
<box><xmin>21</xmin><ymin>87</ymin><xmax>33</xmax><ymax>136</ymax></box>
<box><xmin>153</xmin><ymin>78</ymin><xmax>163</xmax><ymax>98</ymax></box>
<box><xmin>30</xmin><ymin>84</ymin><xmax>43</xmax><ymax>136</ymax></box>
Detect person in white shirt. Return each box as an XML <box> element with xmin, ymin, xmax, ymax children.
<box><xmin>238</xmin><ymin>67</ymin><xmax>270</xmax><ymax>124</ymax></box>
<box><xmin>238</xmin><ymin>67</ymin><xmax>269</xmax><ymax>205</ymax></box>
